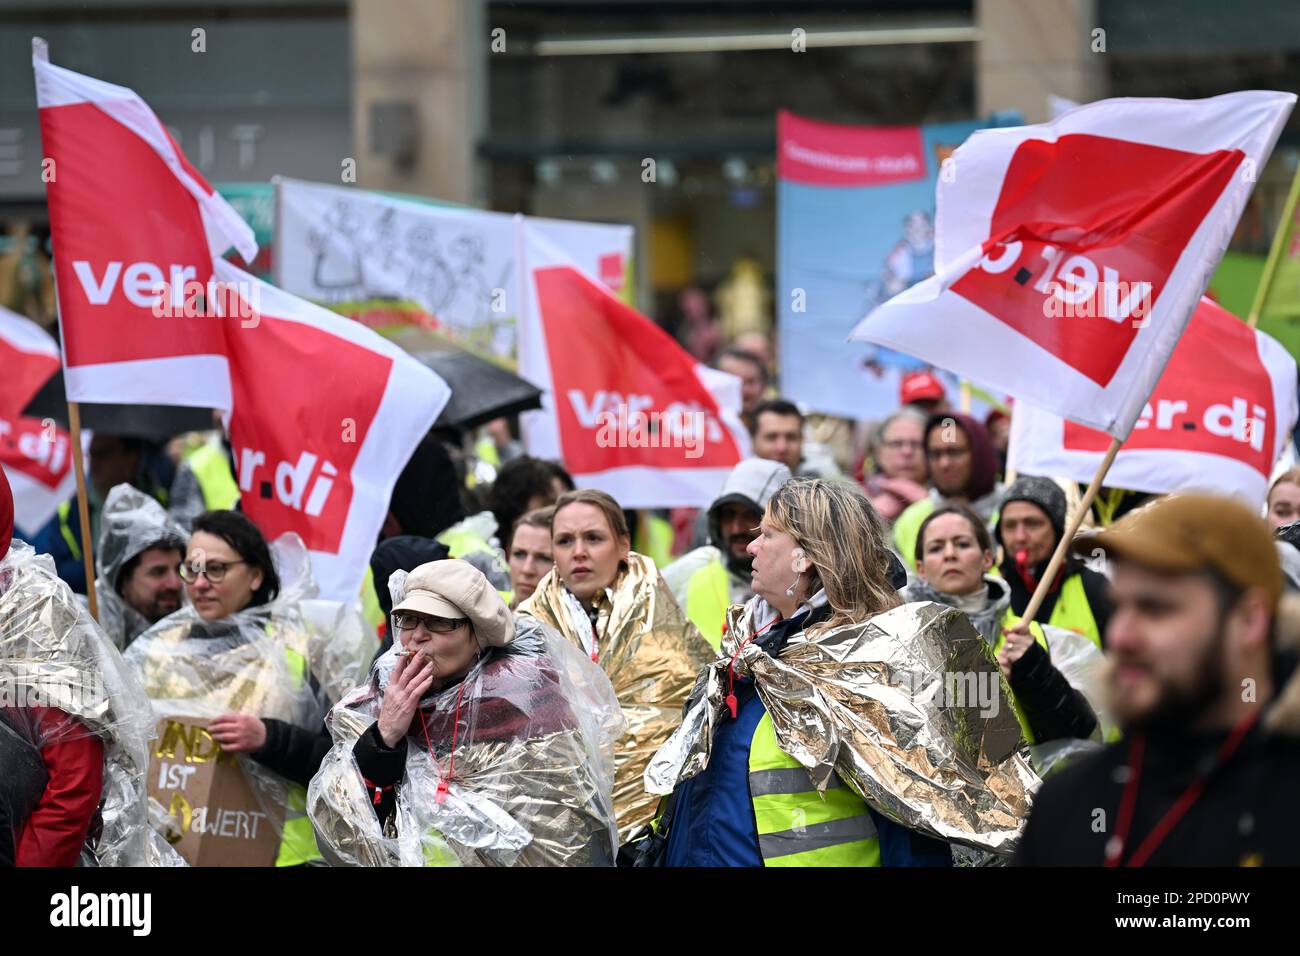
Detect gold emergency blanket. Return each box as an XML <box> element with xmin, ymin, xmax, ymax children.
<box><xmin>0</xmin><ymin>541</ymin><xmax>183</xmax><ymax>866</ymax></box>
<box><xmin>645</xmin><ymin>599</ymin><xmax>1041</xmax><ymax>855</ymax></box>
<box><xmin>307</xmin><ymin>618</ymin><xmax>623</xmax><ymax>866</ymax></box>
<box><xmin>518</xmin><ymin>551</ymin><xmax>715</xmax><ymax>838</ymax></box>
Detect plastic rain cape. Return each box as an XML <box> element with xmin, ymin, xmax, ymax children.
<box><xmin>0</xmin><ymin>540</ymin><xmax>183</xmax><ymax>866</ymax></box>
<box><xmin>1022</xmin><ymin>624</ymin><xmax>1114</xmax><ymax>776</ymax></box>
<box><xmin>517</xmin><ymin>551</ymin><xmax>716</xmax><ymax>839</ymax></box>
<box><xmin>307</xmin><ymin>609</ymin><xmax>624</xmax><ymax>866</ymax></box>
<box><xmin>645</xmin><ymin>598</ymin><xmax>1042</xmax><ymax>856</ymax></box>
<box><xmin>93</xmin><ymin>484</ymin><xmax>187</xmax><ymax>652</ymax></box>
<box><xmin>123</xmin><ymin>534</ymin><xmax>371</xmax><ymax>854</ymax></box>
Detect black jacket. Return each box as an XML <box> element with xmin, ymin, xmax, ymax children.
<box><xmin>1002</xmin><ymin>557</ymin><xmax>1113</xmax><ymax>646</ymax></box>
<box><xmin>1016</xmin><ymin>652</ymin><xmax>1300</xmax><ymax>866</ymax></box>
<box><xmin>251</xmin><ymin>719</ymin><xmax>334</xmax><ymax>788</ymax></box>
<box><xmin>352</xmin><ymin>723</ymin><xmax>407</xmax><ymax>824</ymax></box>
<box><xmin>0</xmin><ymin>711</ymin><xmax>49</xmax><ymax>867</ymax></box>
<box><xmin>1008</xmin><ymin>639</ymin><xmax>1098</xmax><ymax>743</ymax></box>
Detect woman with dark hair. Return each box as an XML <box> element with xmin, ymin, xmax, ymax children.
<box><xmin>486</xmin><ymin>456</ymin><xmax>574</xmax><ymax>554</ymax></box>
<box><xmin>183</xmin><ymin>510</ymin><xmax>281</xmax><ymax>619</ymax></box>
<box><xmin>903</xmin><ymin>504</ymin><xmax>1107</xmax><ymax>759</ymax></box>
<box><xmin>892</xmin><ymin>412</ymin><xmax>1004</xmax><ymax>569</ymax></box>
<box><xmin>517</xmin><ymin>488</ymin><xmax>712</xmax><ymax>839</ymax></box>
<box><xmin>124</xmin><ymin>511</ymin><xmax>371</xmax><ymax>867</ymax></box>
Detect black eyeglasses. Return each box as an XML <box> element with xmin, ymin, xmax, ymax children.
<box><xmin>391</xmin><ymin>612</ymin><xmax>469</xmax><ymax>634</ymax></box>
<box><xmin>179</xmin><ymin>559</ymin><xmax>246</xmax><ymax>584</ymax></box>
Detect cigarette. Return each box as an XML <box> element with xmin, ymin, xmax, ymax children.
<box><xmin>397</xmin><ymin>649</ymin><xmax>415</xmax><ymax>657</ymax></box>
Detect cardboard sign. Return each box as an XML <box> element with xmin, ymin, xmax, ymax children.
<box><xmin>147</xmin><ymin>716</ymin><xmax>282</xmax><ymax>867</ymax></box>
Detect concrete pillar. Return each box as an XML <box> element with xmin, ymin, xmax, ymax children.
<box><xmin>977</xmin><ymin>0</ymin><xmax>1107</xmax><ymax>124</ymax></box>
<box><xmin>350</xmin><ymin>0</ymin><xmax>485</xmax><ymax>204</ymax></box>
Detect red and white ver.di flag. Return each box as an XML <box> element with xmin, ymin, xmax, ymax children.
<box><xmin>518</xmin><ymin>223</ymin><xmax>748</xmax><ymax>508</ymax></box>
<box><xmin>35</xmin><ymin>43</ymin><xmax>256</xmax><ymax>408</ymax></box>
<box><xmin>0</xmin><ymin>305</ymin><xmax>61</xmax><ymax>415</ymax></box>
<box><xmin>851</xmin><ymin>92</ymin><xmax>1295</xmax><ymax>438</ymax></box>
<box><xmin>213</xmin><ymin>260</ymin><xmax>450</xmax><ymax>602</ymax></box>
<box><xmin>0</xmin><ymin>307</ymin><xmax>77</xmax><ymax>534</ymax></box>
<box><xmin>1008</xmin><ymin>297</ymin><xmax>1299</xmax><ymax>507</ymax></box>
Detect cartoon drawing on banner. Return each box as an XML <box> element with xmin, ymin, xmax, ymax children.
<box><xmin>301</xmin><ymin>196</ymin><xmax>515</xmax><ymax>352</ymax></box>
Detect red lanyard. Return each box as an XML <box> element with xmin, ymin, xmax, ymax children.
<box><xmin>725</xmin><ymin>617</ymin><xmax>780</xmax><ymax>718</ymax></box>
<box><xmin>1105</xmin><ymin>711</ymin><xmax>1259</xmax><ymax>867</ymax></box>
<box><xmin>417</xmin><ymin>677</ymin><xmax>469</xmax><ymax>805</ymax></box>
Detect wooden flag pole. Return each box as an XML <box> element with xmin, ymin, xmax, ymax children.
<box><xmin>1019</xmin><ymin>435</ymin><xmax>1123</xmax><ymax>624</ymax></box>
<box><xmin>959</xmin><ymin>379</ymin><xmax>972</xmax><ymax>414</ymax></box>
<box><xmin>67</xmin><ymin>401</ymin><xmax>99</xmax><ymax>622</ymax></box>
<box><xmin>1247</xmin><ymin>165</ymin><xmax>1300</xmax><ymax>329</ymax></box>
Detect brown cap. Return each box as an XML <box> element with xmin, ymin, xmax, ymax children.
<box><xmin>392</xmin><ymin>558</ymin><xmax>514</xmax><ymax>649</ymax></box>
<box><xmin>1072</xmin><ymin>493</ymin><xmax>1282</xmax><ymax>606</ymax></box>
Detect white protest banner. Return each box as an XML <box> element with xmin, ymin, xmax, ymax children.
<box><xmin>35</xmin><ymin>47</ymin><xmax>255</xmax><ymax>407</ymax></box>
<box><xmin>275</xmin><ymin>178</ymin><xmax>636</xmax><ymax>359</ymax></box>
<box><xmin>1008</xmin><ymin>298</ymin><xmax>1298</xmax><ymax>507</ymax></box>
<box><xmin>518</xmin><ymin>224</ymin><xmax>746</xmax><ymax>508</ymax></box>
<box><xmin>214</xmin><ymin>259</ymin><xmax>449</xmax><ymax>602</ymax></box>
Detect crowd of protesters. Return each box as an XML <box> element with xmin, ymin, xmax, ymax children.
<box><xmin>4</xmin><ymin>326</ymin><xmax>1300</xmax><ymax>869</ymax></box>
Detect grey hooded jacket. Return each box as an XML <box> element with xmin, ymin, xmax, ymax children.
<box><xmin>94</xmin><ymin>484</ymin><xmax>187</xmax><ymax>650</ymax></box>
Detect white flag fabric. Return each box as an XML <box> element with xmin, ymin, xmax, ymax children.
<box><xmin>35</xmin><ymin>50</ymin><xmax>255</xmax><ymax>406</ymax></box>
<box><xmin>274</xmin><ymin>177</ymin><xmax>634</xmax><ymax>359</ymax></box>
<box><xmin>0</xmin><ymin>305</ymin><xmax>60</xmax><ymax>416</ymax></box>
<box><xmin>1008</xmin><ymin>298</ymin><xmax>1299</xmax><ymax>507</ymax></box>
<box><xmin>0</xmin><ymin>306</ymin><xmax>75</xmax><ymax>535</ymax></box>
<box><xmin>518</xmin><ymin>224</ymin><xmax>747</xmax><ymax>508</ymax></box>
<box><xmin>851</xmin><ymin>92</ymin><xmax>1295</xmax><ymax>438</ymax></box>
<box><xmin>213</xmin><ymin>259</ymin><xmax>449</xmax><ymax>602</ymax></box>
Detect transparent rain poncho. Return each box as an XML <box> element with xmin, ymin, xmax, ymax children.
<box><xmin>517</xmin><ymin>552</ymin><xmax>715</xmax><ymax>839</ymax></box>
<box><xmin>1023</xmin><ymin>623</ymin><xmax>1115</xmax><ymax>776</ymax></box>
<box><xmin>0</xmin><ymin>539</ymin><xmax>183</xmax><ymax>866</ymax></box>
<box><xmin>93</xmin><ymin>483</ymin><xmax>188</xmax><ymax>651</ymax></box>
<box><xmin>308</xmin><ymin>569</ymin><xmax>624</xmax><ymax>867</ymax></box>
<box><xmin>122</xmin><ymin>533</ymin><xmax>372</xmax><ymax>857</ymax></box>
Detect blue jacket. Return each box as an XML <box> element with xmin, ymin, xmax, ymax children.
<box><xmin>32</xmin><ymin>507</ymin><xmax>87</xmax><ymax>594</ymax></box>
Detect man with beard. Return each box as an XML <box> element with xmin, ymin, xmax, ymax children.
<box><xmin>1015</xmin><ymin>494</ymin><xmax>1300</xmax><ymax>865</ymax></box>
<box><xmin>93</xmin><ymin>484</ymin><xmax>186</xmax><ymax>650</ymax></box>
<box><xmin>662</xmin><ymin>459</ymin><xmax>791</xmax><ymax>651</ymax></box>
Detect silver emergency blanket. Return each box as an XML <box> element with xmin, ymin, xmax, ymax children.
<box><xmin>518</xmin><ymin>552</ymin><xmax>715</xmax><ymax>839</ymax></box>
<box><xmin>94</xmin><ymin>483</ymin><xmax>188</xmax><ymax>651</ymax></box>
<box><xmin>0</xmin><ymin>540</ymin><xmax>184</xmax><ymax>866</ymax></box>
<box><xmin>123</xmin><ymin>534</ymin><xmax>372</xmax><ymax>852</ymax></box>
<box><xmin>903</xmin><ymin>575</ymin><xmax>1113</xmax><ymax>775</ymax></box>
<box><xmin>645</xmin><ymin>598</ymin><xmax>1041</xmax><ymax>855</ymax></box>
<box><xmin>307</xmin><ymin>614</ymin><xmax>624</xmax><ymax>867</ymax></box>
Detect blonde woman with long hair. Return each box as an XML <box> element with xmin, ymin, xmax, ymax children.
<box><xmin>641</xmin><ymin>477</ymin><xmax>1035</xmax><ymax>867</ymax></box>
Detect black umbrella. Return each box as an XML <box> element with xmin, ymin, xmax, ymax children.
<box><xmin>21</xmin><ymin>371</ymin><xmax>218</xmax><ymax>442</ymax></box>
<box><xmin>415</xmin><ymin>349</ymin><xmax>543</xmax><ymax>431</ymax></box>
